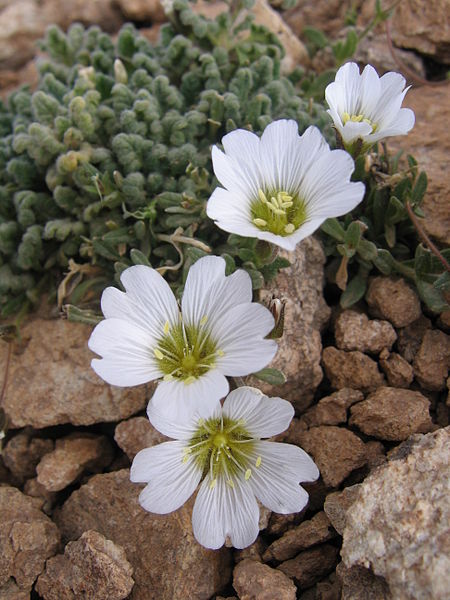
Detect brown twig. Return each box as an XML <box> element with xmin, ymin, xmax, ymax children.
<box><xmin>385</xmin><ymin>21</ymin><xmax>449</xmax><ymax>87</ymax></box>
<box><xmin>406</xmin><ymin>201</ymin><xmax>450</xmax><ymax>272</ymax></box>
<box><xmin>0</xmin><ymin>342</ymin><xmax>12</xmax><ymax>407</ymax></box>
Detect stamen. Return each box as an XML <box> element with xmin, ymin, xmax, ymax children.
<box><xmin>258</xmin><ymin>189</ymin><xmax>268</xmax><ymax>203</ymax></box>
<box><xmin>209</xmin><ymin>478</ymin><xmax>217</xmax><ymax>489</ymax></box>
<box><xmin>284</xmin><ymin>223</ymin><xmax>295</xmax><ymax>234</ymax></box>
<box><xmin>163</xmin><ymin>374</ymin><xmax>174</xmax><ymax>381</ymax></box>
<box><xmin>200</xmin><ymin>315</ymin><xmax>208</xmax><ymax>326</ymax></box>
<box><xmin>154</xmin><ymin>348</ymin><xmax>164</xmax><ymax>360</ymax></box>
<box><xmin>163</xmin><ymin>321</ymin><xmax>170</xmax><ymax>334</ymax></box>
<box><xmin>182</xmin><ymin>454</ymin><xmax>189</xmax><ymax>463</ymax></box>
<box><xmin>253</xmin><ymin>218</ymin><xmax>267</xmax><ymax>228</ymax></box>
<box><xmin>255</xmin><ymin>456</ymin><xmax>262</xmax><ymax>467</ymax></box>
<box><xmin>226</xmin><ymin>479</ymin><xmax>234</xmax><ymax>488</ymax></box>
<box><xmin>184</xmin><ymin>375</ymin><xmax>196</xmax><ymax>385</ymax></box>
<box><xmin>245</xmin><ymin>468</ymin><xmax>252</xmax><ymax>480</ymax></box>
<box><xmin>217</xmin><ymin>349</ymin><xmax>225</xmax><ymax>357</ymax></box>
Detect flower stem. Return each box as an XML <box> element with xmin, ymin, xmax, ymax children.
<box><xmin>405</xmin><ymin>201</ymin><xmax>450</xmax><ymax>273</ymax></box>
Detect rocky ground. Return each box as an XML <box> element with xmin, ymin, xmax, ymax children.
<box><xmin>0</xmin><ymin>1</ymin><xmax>449</xmax><ymax>599</ymax></box>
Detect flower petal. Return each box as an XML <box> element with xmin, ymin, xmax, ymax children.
<box><xmin>192</xmin><ymin>474</ymin><xmax>260</xmax><ymax>549</ymax></box>
<box><xmin>181</xmin><ymin>255</ymin><xmax>252</xmax><ymax>327</ymax></box>
<box><xmin>149</xmin><ymin>369</ymin><xmax>228</xmax><ymax>423</ymax></box>
<box><xmin>130</xmin><ymin>441</ymin><xmax>202</xmax><ymax>514</ymax></box>
<box><xmin>89</xmin><ymin>318</ymin><xmax>161</xmax><ymax>386</ymax></box>
<box><xmin>222</xmin><ymin>387</ymin><xmax>294</xmax><ymax>438</ymax></box>
<box><xmin>212</xmin><ymin>303</ymin><xmax>277</xmax><ymax>376</ymax></box>
<box><xmin>248</xmin><ymin>441</ymin><xmax>319</xmax><ymax>513</ymax></box>
<box><xmin>109</xmin><ymin>265</ymin><xmax>180</xmax><ymax>338</ymax></box>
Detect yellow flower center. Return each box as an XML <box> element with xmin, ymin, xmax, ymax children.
<box><xmin>251</xmin><ymin>189</ymin><xmax>307</xmax><ymax>237</ymax></box>
<box><xmin>342</xmin><ymin>112</ymin><xmax>378</xmax><ymax>132</ymax></box>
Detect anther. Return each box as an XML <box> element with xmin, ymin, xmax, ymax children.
<box><xmin>284</xmin><ymin>223</ymin><xmax>295</xmax><ymax>234</ymax></box>
<box><xmin>210</xmin><ymin>478</ymin><xmax>217</xmax><ymax>489</ymax></box>
<box><xmin>258</xmin><ymin>189</ymin><xmax>268</xmax><ymax>203</ymax></box>
<box><xmin>184</xmin><ymin>375</ymin><xmax>196</xmax><ymax>385</ymax></box>
<box><xmin>154</xmin><ymin>348</ymin><xmax>164</xmax><ymax>360</ymax></box>
<box><xmin>182</xmin><ymin>454</ymin><xmax>189</xmax><ymax>463</ymax></box>
<box><xmin>200</xmin><ymin>315</ymin><xmax>208</xmax><ymax>326</ymax></box>
<box><xmin>253</xmin><ymin>218</ymin><xmax>267</xmax><ymax>228</ymax></box>
<box><xmin>226</xmin><ymin>479</ymin><xmax>234</xmax><ymax>488</ymax></box>
<box><xmin>255</xmin><ymin>456</ymin><xmax>262</xmax><ymax>468</ymax></box>
<box><xmin>245</xmin><ymin>468</ymin><xmax>252</xmax><ymax>480</ymax></box>
<box><xmin>163</xmin><ymin>321</ymin><xmax>170</xmax><ymax>334</ymax></box>
<box><xmin>217</xmin><ymin>349</ymin><xmax>225</xmax><ymax>357</ymax></box>
<box><xmin>163</xmin><ymin>374</ymin><xmax>174</xmax><ymax>382</ymax></box>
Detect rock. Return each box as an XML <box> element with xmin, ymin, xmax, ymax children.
<box><xmin>0</xmin><ymin>578</ymin><xmax>30</xmax><ymax>599</ymax></box>
<box><xmin>396</xmin><ymin>315</ymin><xmax>431</xmax><ymax>363</ymax></box>
<box><xmin>391</xmin><ymin>85</ymin><xmax>450</xmax><ymax>245</ymax></box>
<box><xmin>354</xmin><ymin>29</ymin><xmax>426</xmax><ymax>78</ymax></box>
<box><xmin>234</xmin><ymin>537</ymin><xmax>266</xmax><ymax>563</ymax></box>
<box><xmin>413</xmin><ymin>329</ymin><xmax>450</xmax><ymax>391</ymax></box>
<box><xmin>55</xmin><ymin>469</ymin><xmax>231</xmax><ymax>600</ymax></box>
<box><xmin>23</xmin><ymin>478</ymin><xmax>57</xmax><ymax>515</ymax></box>
<box><xmin>249</xmin><ymin>237</ymin><xmax>331</xmax><ymax>412</ymax></box>
<box><xmin>36</xmin><ymin>433</ymin><xmax>114</xmax><ymax>492</ymax></box>
<box><xmin>391</xmin><ymin>0</ymin><xmax>450</xmax><ymax>64</ymax></box>
<box><xmin>334</xmin><ymin>310</ymin><xmax>397</xmax><ymax>354</ymax></box>
<box><xmin>323</xmin><ymin>485</ymin><xmax>362</xmax><ymax>536</ymax></box>
<box><xmin>302</xmin><ymin>389</ymin><xmax>363</xmax><ymax>428</ymax></box>
<box><xmin>277</xmin><ymin>544</ymin><xmax>339</xmax><ymax>590</ymax></box>
<box><xmin>297</xmin><ymin>426</ymin><xmax>367</xmax><ymax>488</ymax></box>
<box><xmin>116</xmin><ymin>0</ymin><xmax>165</xmax><ymax>22</ymax></box>
<box><xmin>114</xmin><ymin>417</ymin><xmax>167</xmax><ymax>460</ymax></box>
<box><xmin>194</xmin><ymin>0</ymin><xmax>310</xmax><ymax>73</ymax></box>
<box><xmin>266</xmin><ymin>513</ymin><xmax>299</xmax><ymax>537</ymax></box>
<box><xmin>284</xmin><ymin>0</ymin><xmax>363</xmax><ymax>39</ymax></box>
<box><xmin>0</xmin><ymin>486</ymin><xmax>59</xmax><ymax>591</ymax></box>
<box><xmin>2</xmin><ymin>432</ymin><xmax>53</xmax><ymax>481</ymax></box>
<box><xmin>379</xmin><ymin>350</ymin><xmax>414</xmax><ymax>388</ymax></box>
<box><xmin>341</xmin><ymin>427</ymin><xmax>450</xmax><ymax>600</ymax></box>
<box><xmin>233</xmin><ymin>559</ymin><xmax>297</xmax><ymax>600</ymax></box>
<box><xmin>322</xmin><ymin>347</ymin><xmax>385</xmax><ymax>392</ymax></box>
<box><xmin>0</xmin><ymin>0</ymin><xmax>122</xmax><ymax>70</ymax></box>
<box><xmin>36</xmin><ymin>530</ymin><xmax>134</xmax><ymax>600</ymax></box>
<box><xmin>336</xmin><ymin>563</ymin><xmax>391</xmax><ymax>600</ymax></box>
<box><xmin>0</xmin><ymin>318</ymin><xmax>148</xmax><ymax>428</ymax></box>
<box><xmin>263</xmin><ymin>511</ymin><xmax>336</xmax><ymax>563</ymax></box>
<box><xmin>366</xmin><ymin>277</ymin><xmax>421</xmax><ymax>328</ymax></box>
<box><xmin>349</xmin><ymin>387</ymin><xmax>433</xmax><ymax>441</ymax></box>
<box><xmin>364</xmin><ymin>440</ymin><xmax>386</xmax><ymax>469</ymax></box>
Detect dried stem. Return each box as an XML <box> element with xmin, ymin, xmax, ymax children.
<box><xmin>406</xmin><ymin>201</ymin><xmax>450</xmax><ymax>273</ymax></box>
<box><xmin>0</xmin><ymin>341</ymin><xmax>12</xmax><ymax>408</ymax></box>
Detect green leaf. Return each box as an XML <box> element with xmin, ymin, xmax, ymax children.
<box><xmin>130</xmin><ymin>248</ymin><xmax>151</xmax><ymax>266</ymax></box>
<box><xmin>345</xmin><ymin>221</ymin><xmax>362</xmax><ymax>249</ymax></box>
<box><xmin>303</xmin><ymin>27</ymin><xmax>329</xmax><ymax>50</ymax></box>
<box><xmin>340</xmin><ymin>273</ymin><xmax>368</xmax><ymax>309</ymax></box>
<box><xmin>411</xmin><ymin>171</ymin><xmax>427</xmax><ymax>204</ymax></box>
<box><xmin>416</xmin><ymin>279</ymin><xmax>450</xmax><ymax>313</ymax></box>
<box><xmin>321</xmin><ymin>218</ymin><xmax>345</xmax><ymax>241</ymax></box>
<box><xmin>433</xmin><ymin>270</ymin><xmax>450</xmax><ymax>292</ymax></box>
<box><xmin>373</xmin><ymin>249</ymin><xmax>394</xmax><ymax>275</ymax></box>
<box><xmin>252</xmin><ymin>367</ymin><xmax>286</xmax><ymax>386</ymax></box>
<box><xmin>357</xmin><ymin>239</ymin><xmax>377</xmax><ymax>262</ymax></box>
<box><xmin>245</xmin><ymin>268</ymin><xmax>264</xmax><ymax>289</ymax></box>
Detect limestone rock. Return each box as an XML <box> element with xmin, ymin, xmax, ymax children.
<box><xmin>349</xmin><ymin>387</ymin><xmax>432</xmax><ymax>441</ymax></box>
<box><xmin>0</xmin><ymin>486</ymin><xmax>60</xmax><ymax>591</ymax></box>
<box><xmin>391</xmin><ymin>85</ymin><xmax>450</xmax><ymax>245</ymax></box>
<box><xmin>36</xmin><ymin>433</ymin><xmax>114</xmax><ymax>492</ymax></box>
<box><xmin>55</xmin><ymin>469</ymin><xmax>232</xmax><ymax>600</ymax></box>
<box><xmin>36</xmin><ymin>530</ymin><xmax>134</xmax><ymax>600</ymax></box>
<box><xmin>364</xmin><ymin>440</ymin><xmax>386</xmax><ymax>469</ymax></box>
<box><xmin>366</xmin><ymin>277</ymin><xmax>421</xmax><ymax>328</ymax></box>
<box><xmin>0</xmin><ymin>578</ymin><xmax>31</xmax><ymax>599</ymax></box>
<box><xmin>277</xmin><ymin>544</ymin><xmax>339</xmax><ymax>590</ymax></box>
<box><xmin>336</xmin><ymin>563</ymin><xmax>391</xmax><ymax>600</ymax></box>
<box><xmin>263</xmin><ymin>511</ymin><xmax>336</xmax><ymax>562</ymax></box>
<box><xmin>322</xmin><ymin>347</ymin><xmax>384</xmax><ymax>392</ymax></box>
<box><xmin>249</xmin><ymin>238</ymin><xmax>331</xmax><ymax>412</ymax></box>
<box><xmin>334</xmin><ymin>310</ymin><xmax>397</xmax><ymax>354</ymax></box>
<box><xmin>391</xmin><ymin>0</ymin><xmax>450</xmax><ymax>64</ymax></box>
<box><xmin>285</xmin><ymin>0</ymin><xmax>364</xmax><ymax>39</ymax></box>
<box><xmin>297</xmin><ymin>426</ymin><xmax>367</xmax><ymax>488</ymax></box>
<box><xmin>302</xmin><ymin>389</ymin><xmax>363</xmax><ymax>427</ymax></box>
<box><xmin>413</xmin><ymin>329</ymin><xmax>450</xmax><ymax>391</ymax></box>
<box><xmin>114</xmin><ymin>417</ymin><xmax>167</xmax><ymax>460</ymax></box>
<box><xmin>379</xmin><ymin>350</ymin><xmax>414</xmax><ymax>388</ymax></box>
<box><xmin>2</xmin><ymin>432</ymin><xmax>53</xmax><ymax>481</ymax></box>
<box><xmin>233</xmin><ymin>559</ymin><xmax>296</xmax><ymax>600</ymax></box>
<box><xmin>396</xmin><ymin>315</ymin><xmax>431</xmax><ymax>363</ymax></box>
<box><xmin>342</xmin><ymin>427</ymin><xmax>450</xmax><ymax>600</ymax></box>
<box><xmin>234</xmin><ymin>537</ymin><xmax>266</xmax><ymax>563</ymax></box>
<box><xmin>23</xmin><ymin>478</ymin><xmax>57</xmax><ymax>515</ymax></box>
<box><xmin>323</xmin><ymin>484</ymin><xmax>362</xmax><ymax>536</ymax></box>
<box><xmin>0</xmin><ymin>318</ymin><xmax>148</xmax><ymax>428</ymax></box>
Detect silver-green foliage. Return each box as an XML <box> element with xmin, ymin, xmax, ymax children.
<box><xmin>0</xmin><ymin>0</ymin><xmax>333</xmax><ymax>316</ymax></box>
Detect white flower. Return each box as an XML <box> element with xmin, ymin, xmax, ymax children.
<box><xmin>131</xmin><ymin>387</ymin><xmax>319</xmax><ymax>549</ymax></box>
<box><xmin>325</xmin><ymin>62</ymin><xmax>415</xmax><ymax>151</ymax></box>
<box><xmin>206</xmin><ymin>119</ymin><xmax>365</xmax><ymax>251</ymax></box>
<box><xmin>88</xmin><ymin>256</ymin><xmax>277</xmax><ymax>418</ymax></box>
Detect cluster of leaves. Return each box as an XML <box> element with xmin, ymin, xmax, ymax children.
<box><xmin>0</xmin><ymin>0</ymin><xmax>333</xmax><ymax>318</ymax></box>
<box><xmin>322</xmin><ymin>152</ymin><xmax>450</xmax><ymax>313</ymax></box>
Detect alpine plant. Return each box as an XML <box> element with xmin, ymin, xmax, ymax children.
<box><xmin>88</xmin><ymin>256</ymin><xmax>277</xmax><ymax>418</ymax></box>
<box><xmin>131</xmin><ymin>387</ymin><xmax>319</xmax><ymax>549</ymax></box>
<box><xmin>206</xmin><ymin>119</ymin><xmax>365</xmax><ymax>251</ymax></box>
